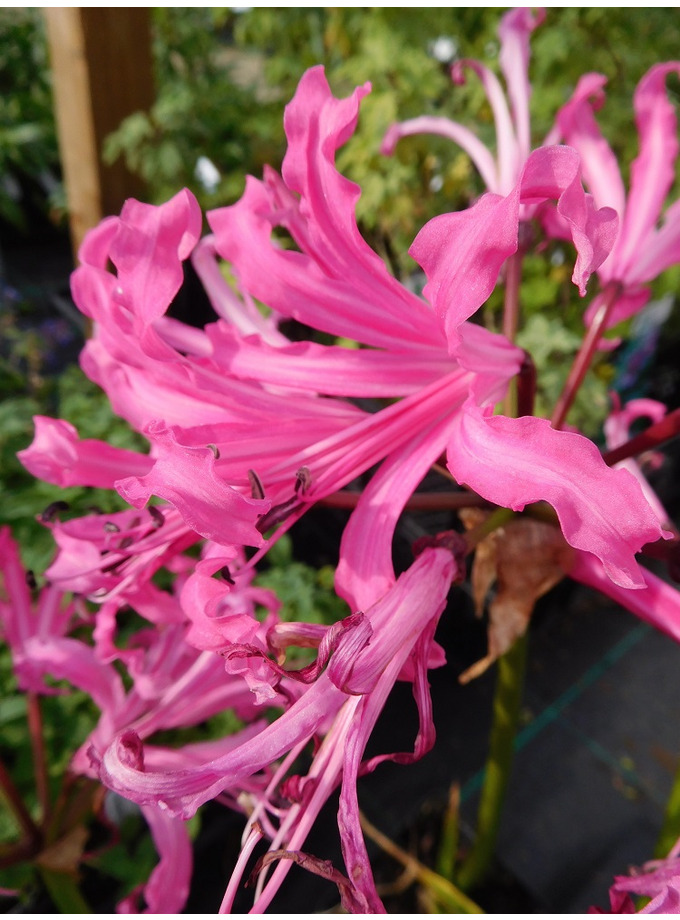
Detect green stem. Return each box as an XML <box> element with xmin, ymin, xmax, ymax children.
<box><xmin>463</xmin><ymin>507</ymin><xmax>516</xmax><ymax>553</ymax></box>
<box><xmin>456</xmin><ymin>632</ymin><xmax>529</xmax><ymax>892</ymax></box>
<box><xmin>435</xmin><ymin>784</ymin><xmax>460</xmax><ymax>880</ymax></box>
<box><xmin>655</xmin><ymin>753</ymin><xmax>680</xmax><ymax>859</ymax></box>
<box><xmin>360</xmin><ymin>811</ymin><xmax>483</xmax><ymax>914</ymax></box>
<box><xmin>38</xmin><ymin>867</ymin><xmax>91</xmax><ymax>913</ymax></box>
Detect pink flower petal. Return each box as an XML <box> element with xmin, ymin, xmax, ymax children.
<box><xmin>381</xmin><ymin>115</ymin><xmax>499</xmax><ymax>193</ymax></box>
<box><xmin>498</xmin><ymin>7</ymin><xmax>545</xmax><ymax>163</ymax></box>
<box><xmin>412</xmin><ymin>145</ymin><xmax>618</xmax><ymax>351</ymax></box>
<box><xmin>335</xmin><ymin>414</ymin><xmax>460</xmax><ymax>610</ymax></box>
<box><xmin>556</xmin><ymin>73</ymin><xmax>627</xmax><ymax>225</ymax></box>
<box><xmin>116</xmin><ymin>422</ymin><xmax>268</xmax><ymax>548</ymax></box>
<box><xmin>110</xmin><ymin>189</ymin><xmax>202</xmax><ymax>323</ymax></box>
<box><xmin>617</xmin><ymin>63</ymin><xmax>680</xmax><ymax>277</ymax></box>
<box><xmin>446</xmin><ymin>400</ymin><xmax>668</xmax><ymax>588</ymax></box>
<box><xmin>17</xmin><ymin>416</ymin><xmax>152</xmax><ymax>489</ymax></box>
<box><xmin>569</xmin><ymin>551</ymin><xmax>680</xmax><ymax>644</ymax></box>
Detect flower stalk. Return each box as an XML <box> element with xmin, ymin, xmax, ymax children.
<box><xmin>551</xmin><ymin>281</ymin><xmax>621</xmax><ymax>430</ymax></box>
<box><xmin>28</xmin><ymin>693</ymin><xmax>50</xmax><ymax>826</ymax></box>
<box><xmin>0</xmin><ymin>758</ymin><xmax>40</xmax><ymax>847</ymax></box>
<box><xmin>655</xmin><ymin>754</ymin><xmax>680</xmax><ymax>859</ymax></box>
<box><xmin>360</xmin><ymin>811</ymin><xmax>483</xmax><ymax>913</ymax></box>
<box><xmin>455</xmin><ymin>631</ymin><xmax>529</xmax><ymax>893</ymax></box>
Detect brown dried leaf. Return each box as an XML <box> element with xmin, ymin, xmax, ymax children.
<box><xmin>459</xmin><ymin>512</ymin><xmax>574</xmax><ymax>684</ymax></box>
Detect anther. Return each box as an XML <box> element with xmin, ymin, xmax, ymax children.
<box><xmin>103</xmin><ymin>521</ymin><xmax>120</xmax><ymax>533</ymax></box>
<box><xmin>25</xmin><ymin>570</ymin><xmax>37</xmax><ymax>590</ymax></box>
<box><xmin>295</xmin><ymin>466</ymin><xmax>312</xmax><ymax>496</ymax></box>
<box><xmin>220</xmin><ymin>565</ymin><xmax>235</xmax><ymax>585</ymax></box>
<box><xmin>248</xmin><ymin>469</ymin><xmax>265</xmax><ymax>501</ymax></box>
<box><xmin>39</xmin><ymin>500</ymin><xmax>69</xmax><ymax>523</ymax></box>
<box><xmin>148</xmin><ymin>506</ymin><xmax>165</xmax><ymax>528</ymax></box>
<box><xmin>207</xmin><ymin>444</ymin><xmax>220</xmax><ymax>460</ymax></box>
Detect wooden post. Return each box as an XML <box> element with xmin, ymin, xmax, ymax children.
<box><xmin>44</xmin><ymin>8</ymin><xmax>155</xmax><ymax>259</ymax></box>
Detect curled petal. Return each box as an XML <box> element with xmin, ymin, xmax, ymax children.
<box><xmin>110</xmin><ymin>189</ymin><xmax>202</xmax><ymax>322</ymax></box>
<box><xmin>335</xmin><ymin>414</ymin><xmax>460</xmax><ymax>610</ymax></box>
<box><xmin>556</xmin><ymin>73</ymin><xmax>627</xmax><ymax>224</ymax></box>
<box><xmin>453</xmin><ymin>58</ymin><xmax>517</xmax><ymax>192</ymax></box>
<box><xmin>381</xmin><ymin>115</ymin><xmax>499</xmax><ymax>193</ymax></box>
<box><xmin>446</xmin><ymin>401</ymin><xmax>668</xmax><ymax>589</ymax></box>
<box><xmin>116</xmin><ymin>422</ymin><xmax>269</xmax><ymax>548</ymax></box>
<box><xmin>17</xmin><ymin>416</ymin><xmax>152</xmax><ymax>489</ymax></box>
<box><xmin>412</xmin><ymin>145</ymin><xmax>618</xmax><ymax>351</ymax></box>
<box><xmin>210</xmin><ymin>68</ymin><xmax>440</xmax><ymax>351</ymax></box>
<box><xmin>498</xmin><ymin>7</ymin><xmax>545</xmax><ymax>163</ymax></box>
<box><xmin>617</xmin><ymin>63</ymin><xmax>680</xmax><ymax>277</ymax></box>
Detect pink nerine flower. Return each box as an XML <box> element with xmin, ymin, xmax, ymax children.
<box><xmin>19</xmin><ymin>65</ymin><xmax>662</xmax><ymax>599</ymax></box>
<box><xmin>592</xmin><ymin>836</ymin><xmax>680</xmax><ymax>913</ymax></box>
<box><xmin>556</xmin><ymin>63</ymin><xmax>680</xmax><ymax>329</ymax></box>
<box><xmin>0</xmin><ymin>526</ymin><xmax>276</xmax><ymax>913</ymax></box>
<box><xmin>98</xmin><ymin>546</ymin><xmax>459</xmax><ymax>913</ymax></box>
<box><xmin>208</xmin><ymin>65</ymin><xmax>663</xmax><ymax>592</ymax></box>
<box><xmin>382</xmin><ymin>8</ymin><xmax>546</xmax><ymax>196</ymax></box>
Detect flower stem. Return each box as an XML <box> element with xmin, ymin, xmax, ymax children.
<box><xmin>502</xmin><ymin>252</ymin><xmax>523</xmax><ymax>417</ymax></box>
<box><xmin>455</xmin><ymin>631</ymin><xmax>529</xmax><ymax>893</ymax></box>
<box><xmin>655</xmin><ymin>754</ymin><xmax>680</xmax><ymax>858</ymax></box>
<box><xmin>359</xmin><ymin>811</ymin><xmax>483</xmax><ymax>913</ymax></box>
<box><xmin>603</xmin><ymin>408</ymin><xmax>680</xmax><ymax>467</ymax></box>
<box><xmin>463</xmin><ymin>507</ymin><xmax>516</xmax><ymax>553</ymax></box>
<box><xmin>27</xmin><ymin>693</ymin><xmax>51</xmax><ymax>825</ymax></box>
<box><xmin>435</xmin><ymin>784</ymin><xmax>460</xmax><ymax>880</ymax></box>
<box><xmin>38</xmin><ymin>867</ymin><xmax>91</xmax><ymax>913</ymax></box>
<box><xmin>319</xmin><ymin>490</ymin><xmax>491</xmax><ymax>511</ymax></box>
<box><xmin>551</xmin><ymin>282</ymin><xmax>620</xmax><ymax>430</ymax></box>
<box><xmin>502</xmin><ymin>252</ymin><xmax>523</xmax><ymax>345</ymax></box>
<box><xmin>0</xmin><ymin>758</ymin><xmax>40</xmax><ymax>845</ymax></box>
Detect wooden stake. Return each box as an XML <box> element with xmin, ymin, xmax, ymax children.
<box><xmin>44</xmin><ymin>8</ymin><xmax>155</xmax><ymax>259</ymax></box>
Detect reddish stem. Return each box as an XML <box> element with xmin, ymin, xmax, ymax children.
<box><xmin>27</xmin><ymin>693</ymin><xmax>50</xmax><ymax>826</ymax></box>
<box><xmin>502</xmin><ymin>252</ymin><xmax>523</xmax><ymax>344</ymax></box>
<box><xmin>602</xmin><ymin>408</ymin><xmax>680</xmax><ymax>467</ymax></box>
<box><xmin>516</xmin><ymin>350</ymin><xmax>536</xmax><ymax>418</ymax></box>
<box><xmin>0</xmin><ymin>758</ymin><xmax>41</xmax><ymax>845</ymax></box>
<box><xmin>318</xmin><ymin>490</ymin><xmax>491</xmax><ymax>511</ymax></box>
<box><xmin>551</xmin><ymin>282</ymin><xmax>621</xmax><ymax>430</ymax></box>
<box><xmin>503</xmin><ymin>252</ymin><xmax>524</xmax><ymax>417</ymax></box>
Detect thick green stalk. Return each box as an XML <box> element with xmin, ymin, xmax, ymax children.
<box><xmin>456</xmin><ymin>632</ymin><xmax>529</xmax><ymax>892</ymax></box>
<box><xmin>655</xmin><ymin>753</ymin><xmax>680</xmax><ymax>859</ymax></box>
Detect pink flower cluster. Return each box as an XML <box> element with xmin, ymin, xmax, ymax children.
<box><xmin>4</xmin><ymin>7</ymin><xmax>680</xmax><ymax>913</ymax></box>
